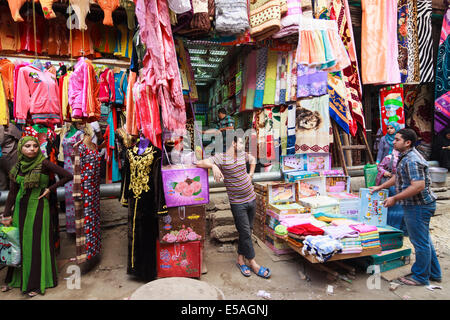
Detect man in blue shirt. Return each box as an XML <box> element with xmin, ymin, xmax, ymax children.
<box><xmin>371</xmin><ymin>128</ymin><xmax>441</xmax><ymax>286</ymax></box>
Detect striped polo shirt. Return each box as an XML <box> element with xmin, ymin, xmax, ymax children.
<box><xmin>210</xmin><ymin>152</ymin><xmax>256</xmax><ymax>204</ymax></box>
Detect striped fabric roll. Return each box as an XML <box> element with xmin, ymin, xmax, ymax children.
<box><xmin>417</xmin><ymin>0</ymin><xmax>434</xmax><ymax>83</ymax></box>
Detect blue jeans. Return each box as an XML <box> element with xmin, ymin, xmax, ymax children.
<box><xmin>230</xmin><ymin>200</ymin><xmax>256</xmax><ymax>260</ymax></box>
<box><xmin>402</xmin><ymin>202</ymin><xmax>441</xmax><ymax>285</ymax></box>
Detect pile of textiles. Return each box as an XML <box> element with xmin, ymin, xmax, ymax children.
<box><xmin>339</xmin><ymin>237</ymin><xmax>363</xmax><ymax>254</ymax></box>
<box><xmin>323</xmin><ymin>225</ymin><xmax>362</xmax><ymax>254</ymax></box>
<box><xmin>249</xmin><ymin>0</ymin><xmax>282</xmax><ymax>41</ymax></box>
<box><xmin>313</xmin><ymin>212</ymin><xmax>351</xmax><ymax>223</ymax></box>
<box><xmin>273</xmin><ymin>0</ymin><xmax>302</xmax><ymax>39</ymax></box>
<box><xmin>350</xmin><ymin>224</ymin><xmax>381</xmax><ymax>249</ymax></box>
<box><xmin>301</xmin><ymin>235</ymin><xmax>343</xmax><ymax>262</ymax></box>
<box><xmin>287</xmin><ymin>223</ymin><xmax>324</xmax><ymax>239</ymax></box>
<box><xmin>214</xmin><ymin>0</ymin><xmax>250</xmax><ymax>35</ymax></box>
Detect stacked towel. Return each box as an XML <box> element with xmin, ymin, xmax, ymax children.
<box><xmin>331</xmin><ymin>219</ymin><xmax>359</xmax><ymax>227</ymax></box>
<box><xmin>323</xmin><ymin>225</ymin><xmax>359</xmax><ymax>240</ymax></box>
<box><xmin>350</xmin><ymin>224</ymin><xmax>380</xmax><ymax>249</ymax></box>
<box><xmin>287</xmin><ymin>223</ymin><xmax>324</xmax><ymax>237</ymax></box>
<box><xmin>302</xmin><ymin>235</ymin><xmax>343</xmax><ymax>262</ymax></box>
<box><xmin>340</xmin><ymin>236</ymin><xmax>363</xmax><ymax>254</ymax></box>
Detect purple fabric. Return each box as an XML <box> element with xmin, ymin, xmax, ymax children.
<box><xmin>297</xmin><ymin>64</ymin><xmax>328</xmax><ymax>98</ymax></box>
<box><xmin>435</xmin><ymin>92</ymin><xmax>450</xmax><ymax>134</ymax></box>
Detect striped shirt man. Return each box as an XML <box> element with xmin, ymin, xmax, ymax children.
<box><xmin>210</xmin><ymin>152</ymin><xmax>256</xmax><ymax>204</ymax></box>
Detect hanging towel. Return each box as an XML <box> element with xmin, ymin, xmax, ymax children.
<box><xmin>254</xmin><ymin>47</ymin><xmax>268</xmax><ymax>108</ymax></box>
<box><xmin>397</xmin><ymin>0</ymin><xmax>409</xmax><ymax>83</ymax></box>
<box><xmin>272</xmin><ymin>106</ymin><xmax>281</xmax><ymax>159</ymax></box>
<box><xmin>417</xmin><ymin>0</ymin><xmax>434</xmax><ymax>83</ymax></box>
<box><xmin>244</xmin><ymin>50</ymin><xmax>257</xmax><ymax>111</ymax></box>
<box><xmin>273</xmin><ymin>0</ymin><xmax>302</xmax><ymax>38</ymax></box>
<box><xmin>286</xmin><ymin>103</ymin><xmax>296</xmax><ymax>155</ymax></box>
<box><xmin>295</xmin><ymin>94</ymin><xmax>332</xmax><ymax>154</ymax></box>
<box><xmin>274</xmin><ymin>53</ymin><xmax>282</xmax><ymax>105</ymax></box>
<box><xmin>280</xmin><ymin>106</ymin><xmax>288</xmax><ymax>156</ymax></box>
<box><xmin>328</xmin><ymin>71</ymin><xmax>350</xmax><ymax>134</ymax></box>
<box><xmin>262</xmin><ymin>49</ymin><xmax>278</xmax><ymax>105</ymax></box>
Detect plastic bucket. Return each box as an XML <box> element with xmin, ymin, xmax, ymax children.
<box><xmin>429</xmin><ymin>167</ymin><xmax>448</xmax><ymax>183</ymax></box>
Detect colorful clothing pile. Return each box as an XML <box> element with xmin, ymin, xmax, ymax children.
<box><xmin>301</xmin><ymin>235</ymin><xmax>343</xmax><ymax>262</ymax></box>
<box><xmin>350</xmin><ymin>224</ymin><xmax>381</xmax><ymax>249</ymax></box>
<box><xmin>287</xmin><ymin>223</ymin><xmax>324</xmax><ymax>237</ymax></box>
<box><xmin>339</xmin><ymin>236</ymin><xmax>363</xmax><ymax>254</ymax></box>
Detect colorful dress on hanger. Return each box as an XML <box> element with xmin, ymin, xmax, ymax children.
<box><xmin>73</xmin><ymin>143</ymin><xmax>101</xmax><ymax>263</ymax></box>
<box><xmin>62</xmin><ymin>130</ymin><xmax>84</xmax><ymax>234</ymax></box>
<box><xmin>120</xmin><ymin>141</ymin><xmax>167</xmax><ymax>281</ymax></box>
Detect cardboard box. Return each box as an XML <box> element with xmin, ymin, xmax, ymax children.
<box><xmin>284</xmin><ymin>171</ymin><xmax>320</xmax><ymax>183</ymax></box>
<box><xmin>325</xmin><ymin>176</ymin><xmax>351</xmax><ymax>193</ymax></box>
<box><xmin>162</xmin><ymin>165</ymin><xmax>209</xmax><ymax>208</ymax></box>
<box><xmin>268</xmin><ymin>203</ymin><xmax>310</xmax><ymax>215</ymax></box>
<box><xmin>159</xmin><ymin>205</ymin><xmax>206</xmax><ymax>243</ymax></box>
<box><xmin>268</xmin><ymin>183</ymin><xmax>296</xmax><ymax>204</ymax></box>
<box><xmin>297</xmin><ymin>196</ymin><xmax>340</xmax><ymax>215</ymax></box>
<box><xmin>328</xmin><ymin>192</ymin><xmax>360</xmax><ymax>220</ymax></box>
<box><xmin>306</xmin><ymin>153</ymin><xmax>331</xmax><ymax>172</ymax></box>
<box><xmin>358</xmin><ymin>188</ymin><xmax>389</xmax><ymax>227</ymax></box>
<box><xmin>295</xmin><ymin>177</ymin><xmax>326</xmax><ymax>199</ymax></box>
<box><xmin>281</xmin><ymin>154</ymin><xmax>307</xmax><ymax>173</ymax></box>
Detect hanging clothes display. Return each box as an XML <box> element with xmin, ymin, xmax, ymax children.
<box><xmin>120</xmin><ymin>0</ymin><xmax>137</xmax><ymax>30</ymax></box>
<box><xmin>73</xmin><ymin>142</ymin><xmax>102</xmax><ymax>263</ymax></box>
<box><xmin>0</xmin><ymin>10</ymin><xmax>19</xmax><ymax>52</ymax></box>
<box><xmin>416</xmin><ymin>0</ymin><xmax>434</xmax><ymax>83</ymax></box>
<box><xmin>295</xmin><ymin>95</ymin><xmax>332</xmax><ymax>154</ymax></box>
<box><xmin>0</xmin><ymin>77</ymin><xmax>8</xmax><ymax>125</ymax></box>
<box><xmin>406</xmin><ymin>0</ymin><xmax>421</xmax><ymax>83</ymax></box>
<box><xmin>62</xmin><ymin>128</ymin><xmax>84</xmax><ymax>234</ymax></box>
<box><xmin>68</xmin><ymin>57</ymin><xmax>101</xmax><ymax>122</ymax></box>
<box><xmin>262</xmin><ymin>49</ymin><xmax>278</xmax><ymax>106</ymax></box>
<box><xmin>0</xmin><ymin>59</ymin><xmax>14</xmax><ymax>102</ymax></box>
<box><xmin>18</xmin><ymin>10</ymin><xmax>45</xmax><ymax>54</ymax></box>
<box><xmin>120</xmin><ymin>140</ymin><xmax>167</xmax><ymax>281</ymax></box>
<box><xmin>15</xmin><ymin>64</ymin><xmax>61</xmax><ymax>125</ymax></box>
<box><xmin>361</xmin><ymin>0</ymin><xmax>400</xmax><ymax>85</ymax></box>
<box><xmin>6</xmin><ymin>0</ymin><xmax>27</xmax><ymax>22</ymax></box>
<box><xmin>99</xmin><ymin>68</ymin><xmax>116</xmax><ymax>104</ymax></box>
<box><xmin>42</xmin><ymin>13</ymin><xmax>70</xmax><ymax>56</ymax></box>
<box><xmin>135</xmin><ymin>0</ymin><xmax>186</xmax><ymax>133</ymax></box>
<box><xmin>397</xmin><ymin>0</ymin><xmax>409</xmax><ymax>83</ymax></box>
<box><xmin>435</xmin><ymin>7</ymin><xmax>450</xmax><ymax>134</ymax></box>
<box><xmin>97</xmin><ymin>0</ymin><xmax>120</xmax><ymax>27</ymax></box>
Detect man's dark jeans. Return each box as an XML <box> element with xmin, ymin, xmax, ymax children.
<box><xmin>230</xmin><ymin>200</ymin><xmax>256</xmax><ymax>260</ymax></box>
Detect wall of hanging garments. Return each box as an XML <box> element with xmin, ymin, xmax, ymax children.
<box><xmin>0</xmin><ymin>2</ymin><xmax>134</xmax><ymax>60</ymax></box>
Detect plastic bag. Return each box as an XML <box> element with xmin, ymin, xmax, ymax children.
<box><xmin>364</xmin><ymin>163</ymin><xmax>378</xmax><ymax>188</ymax></box>
<box><xmin>168</xmin><ymin>0</ymin><xmax>192</xmax><ymax>14</ymax></box>
<box><xmin>0</xmin><ymin>225</ymin><xmax>21</xmax><ymax>267</ymax></box>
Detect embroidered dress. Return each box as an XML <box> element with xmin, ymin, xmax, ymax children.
<box><xmin>62</xmin><ymin>130</ymin><xmax>84</xmax><ymax>234</ymax></box>
<box><xmin>121</xmin><ymin>142</ymin><xmax>167</xmax><ymax>281</ymax></box>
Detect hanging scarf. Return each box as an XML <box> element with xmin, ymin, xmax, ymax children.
<box><xmin>10</xmin><ymin>136</ymin><xmax>46</xmax><ymax>189</ymax></box>
<box><xmin>384</xmin><ymin>121</ymin><xmax>401</xmax><ymax>154</ymax></box>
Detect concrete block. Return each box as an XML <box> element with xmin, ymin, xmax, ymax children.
<box><xmin>210</xmin><ymin>210</ymin><xmax>235</xmax><ymax>229</ymax></box>
<box><xmin>210</xmin><ymin>225</ymin><xmax>239</xmax><ymax>242</ymax></box>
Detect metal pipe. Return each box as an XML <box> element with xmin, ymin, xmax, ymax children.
<box><xmin>0</xmin><ymin>166</ymin><xmax>372</xmax><ymax>204</ymax></box>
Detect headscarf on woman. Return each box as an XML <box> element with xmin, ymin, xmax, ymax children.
<box><xmin>384</xmin><ymin>121</ymin><xmax>401</xmax><ymax>155</ymax></box>
<box><xmin>9</xmin><ymin>136</ymin><xmax>46</xmax><ymax>189</ymax></box>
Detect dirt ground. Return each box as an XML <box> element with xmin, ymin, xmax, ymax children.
<box><xmin>1</xmin><ymin>197</ymin><xmax>449</xmax><ymax>301</ymax></box>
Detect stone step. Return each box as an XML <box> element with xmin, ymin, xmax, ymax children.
<box><xmin>210</xmin><ymin>210</ymin><xmax>235</xmax><ymax>229</ymax></box>
<box><xmin>210</xmin><ymin>225</ymin><xmax>238</xmax><ymax>242</ymax></box>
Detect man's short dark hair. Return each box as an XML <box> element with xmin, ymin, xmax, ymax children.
<box><xmin>218</xmin><ymin>108</ymin><xmax>227</xmax><ymax>115</ymax></box>
<box><xmin>397</xmin><ymin>128</ymin><xmax>417</xmax><ymax>146</ymax></box>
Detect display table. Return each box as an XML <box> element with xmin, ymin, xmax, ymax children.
<box><xmin>285</xmin><ymin>237</ymin><xmax>382</xmax><ymax>264</ymax></box>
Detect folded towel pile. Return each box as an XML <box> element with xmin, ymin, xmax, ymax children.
<box><xmin>301</xmin><ymin>235</ymin><xmax>343</xmax><ymax>262</ymax></box>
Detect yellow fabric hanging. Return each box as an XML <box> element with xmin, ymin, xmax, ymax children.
<box><xmin>0</xmin><ymin>76</ymin><xmax>9</xmax><ymax>125</ymax></box>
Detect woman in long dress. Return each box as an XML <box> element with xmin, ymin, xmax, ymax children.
<box><xmin>1</xmin><ymin>136</ymin><xmax>73</xmax><ymax>297</ymax></box>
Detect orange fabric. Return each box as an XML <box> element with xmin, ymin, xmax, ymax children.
<box><xmin>70</xmin><ymin>29</ymin><xmax>94</xmax><ymax>57</ymax></box>
<box><xmin>0</xmin><ymin>59</ymin><xmax>15</xmax><ymax>101</ymax></box>
<box><xmin>361</xmin><ymin>0</ymin><xmax>387</xmax><ymax>84</ymax></box>
<box><xmin>0</xmin><ymin>10</ymin><xmax>19</xmax><ymax>52</ymax></box>
<box><xmin>97</xmin><ymin>0</ymin><xmax>119</xmax><ymax>26</ymax></box>
<box><xmin>7</xmin><ymin>0</ymin><xmax>27</xmax><ymax>22</ymax></box>
<box><xmin>85</xmin><ymin>59</ymin><xmax>101</xmax><ymax>122</ymax></box>
<box><xmin>42</xmin><ymin>13</ymin><xmax>69</xmax><ymax>56</ymax></box>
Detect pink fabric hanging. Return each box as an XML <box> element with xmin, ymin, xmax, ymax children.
<box><xmin>135</xmin><ymin>0</ymin><xmax>186</xmax><ymax>134</ymax></box>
